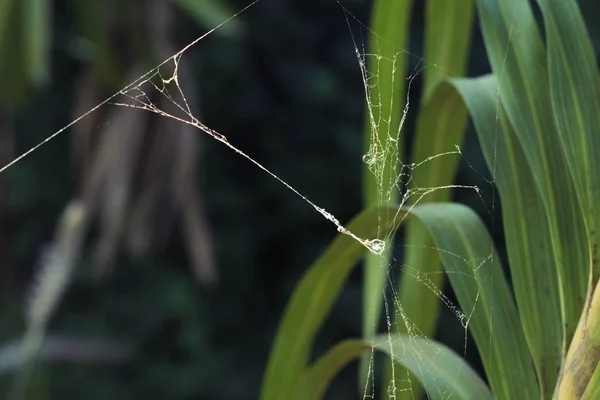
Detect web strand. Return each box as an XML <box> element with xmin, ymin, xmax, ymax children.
<box><xmin>5</xmin><ymin>1</ymin><xmax>504</xmax><ymax>399</ymax></box>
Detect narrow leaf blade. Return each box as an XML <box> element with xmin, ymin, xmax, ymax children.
<box><xmin>361</xmin><ymin>0</ymin><xmax>413</xmax><ymax>388</ymax></box>
<box><xmin>476</xmin><ymin>0</ymin><xmax>589</xmax><ymax>351</ymax></box>
<box><xmin>452</xmin><ymin>75</ymin><xmax>562</xmax><ymax>397</ymax></box>
<box><xmin>409</xmin><ymin>203</ymin><xmax>539</xmax><ymax>400</ymax></box>
<box><xmin>536</xmin><ymin>0</ymin><xmax>600</xmax><ymax>280</ymax></box>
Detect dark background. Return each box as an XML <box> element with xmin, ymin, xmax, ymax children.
<box><xmin>1</xmin><ymin>0</ymin><xmax>599</xmax><ymax>398</ymax></box>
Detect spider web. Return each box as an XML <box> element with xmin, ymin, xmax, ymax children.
<box><xmin>4</xmin><ymin>0</ymin><xmax>501</xmax><ymax>399</ymax></box>
<box><xmin>338</xmin><ymin>6</ymin><xmax>493</xmax><ymax>399</ymax></box>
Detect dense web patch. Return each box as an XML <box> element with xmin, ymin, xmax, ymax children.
<box><xmin>4</xmin><ymin>1</ymin><xmax>502</xmax><ymax>399</ymax></box>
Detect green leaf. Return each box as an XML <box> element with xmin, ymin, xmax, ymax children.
<box><xmin>475</xmin><ymin>0</ymin><xmax>589</xmax><ymax>351</ymax></box>
<box><xmin>390</xmin><ymin>1</ymin><xmax>474</xmax><ymax>397</ymax></box>
<box><xmin>263</xmin><ymin>203</ymin><xmax>535</xmax><ymax>399</ymax></box>
<box><xmin>23</xmin><ymin>0</ymin><xmax>51</xmax><ymax>85</ymax></box>
<box><xmin>360</xmin><ymin>0</ymin><xmax>413</xmax><ymax>388</ymax></box>
<box><xmin>410</xmin><ymin>203</ymin><xmax>539</xmax><ymax>400</ymax></box>
<box><xmin>172</xmin><ymin>0</ymin><xmax>244</xmax><ymax>38</ymax></box>
<box><xmin>535</xmin><ymin>0</ymin><xmax>600</xmax><ymax>280</ymax></box>
<box><xmin>421</xmin><ymin>0</ymin><xmax>474</xmax><ymax>102</ymax></box>
<box><xmin>260</xmin><ymin>207</ymin><xmax>405</xmax><ymax>400</ymax></box>
<box><xmin>581</xmin><ymin>358</ymin><xmax>600</xmax><ymax>400</ymax></box>
<box><xmin>294</xmin><ymin>335</ymin><xmax>491</xmax><ymax>400</ymax></box>
<box><xmin>452</xmin><ymin>74</ymin><xmax>562</xmax><ymax>398</ymax></box>
<box><xmin>392</xmin><ymin>83</ymin><xmax>471</xmax><ymax>399</ymax></box>
<box><xmin>292</xmin><ymin>340</ymin><xmax>369</xmax><ymax>400</ymax></box>
<box><xmin>376</xmin><ymin>335</ymin><xmax>492</xmax><ymax>400</ymax></box>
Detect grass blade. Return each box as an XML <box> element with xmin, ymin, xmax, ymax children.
<box><xmin>390</xmin><ymin>2</ymin><xmax>474</xmax><ymax>397</ymax></box>
<box><xmin>452</xmin><ymin>75</ymin><xmax>562</xmax><ymax>397</ymax></box>
<box><xmin>409</xmin><ymin>202</ymin><xmax>539</xmax><ymax>400</ymax></box>
<box><xmin>536</xmin><ymin>0</ymin><xmax>600</xmax><ymax>280</ymax></box>
<box><xmin>392</xmin><ymin>83</ymin><xmax>471</xmax><ymax>399</ymax></box>
<box><xmin>360</xmin><ymin>0</ymin><xmax>413</xmax><ymax>388</ymax></box>
<box><xmin>421</xmin><ymin>0</ymin><xmax>474</xmax><ymax>102</ymax></box>
<box><xmin>475</xmin><ymin>0</ymin><xmax>589</xmax><ymax>351</ymax></box>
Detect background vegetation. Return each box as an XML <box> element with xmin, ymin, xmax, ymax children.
<box><xmin>0</xmin><ymin>0</ymin><xmax>599</xmax><ymax>399</ymax></box>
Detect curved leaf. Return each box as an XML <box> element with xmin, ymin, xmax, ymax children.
<box><xmin>410</xmin><ymin>203</ymin><xmax>539</xmax><ymax>400</ymax></box>
<box><xmin>263</xmin><ymin>202</ymin><xmax>536</xmax><ymax>399</ymax></box>
<box><xmin>260</xmin><ymin>206</ymin><xmax>406</xmax><ymax>400</ymax></box>
<box><xmin>393</xmin><ymin>82</ymin><xmax>471</xmax><ymax>399</ymax></box>
<box><xmin>391</xmin><ymin>4</ymin><xmax>475</xmax><ymax>398</ymax></box>
<box><xmin>421</xmin><ymin>0</ymin><xmax>474</xmax><ymax>101</ymax></box>
<box><xmin>294</xmin><ymin>335</ymin><xmax>491</xmax><ymax>400</ymax></box>
<box><xmin>476</xmin><ymin>0</ymin><xmax>589</xmax><ymax>351</ymax></box>
<box><xmin>452</xmin><ymin>75</ymin><xmax>562</xmax><ymax>397</ymax></box>
<box><xmin>536</xmin><ymin>1</ymin><xmax>600</xmax><ymax>269</ymax></box>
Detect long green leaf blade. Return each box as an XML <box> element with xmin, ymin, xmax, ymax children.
<box><xmin>392</xmin><ymin>84</ymin><xmax>471</xmax><ymax>399</ymax></box>
<box><xmin>410</xmin><ymin>203</ymin><xmax>539</xmax><ymax>400</ymax></box>
<box><xmin>452</xmin><ymin>75</ymin><xmax>562</xmax><ymax>397</ymax></box>
<box><xmin>536</xmin><ymin>0</ymin><xmax>600</xmax><ymax>281</ymax></box>
<box><xmin>360</xmin><ymin>0</ymin><xmax>413</xmax><ymax>389</ymax></box>
<box><xmin>475</xmin><ymin>0</ymin><xmax>589</xmax><ymax>350</ymax></box>
<box><xmin>421</xmin><ymin>0</ymin><xmax>474</xmax><ymax>102</ymax></box>
<box><xmin>389</xmin><ymin>3</ymin><xmax>474</xmax><ymax>398</ymax></box>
